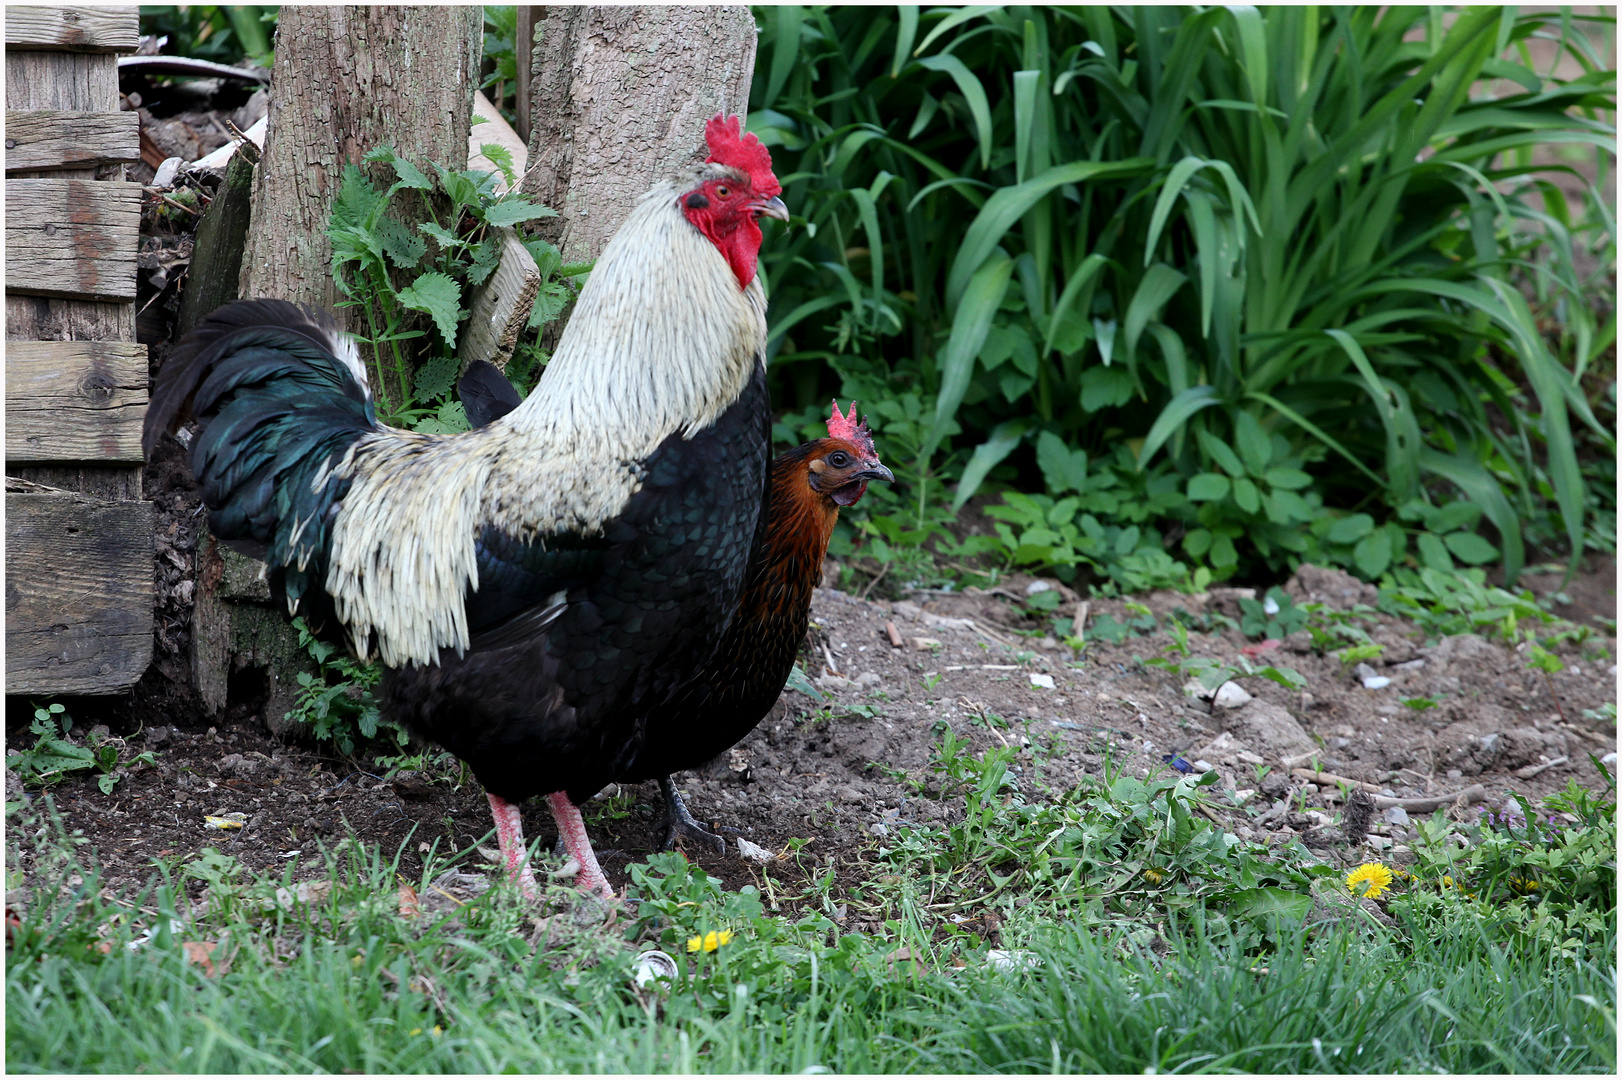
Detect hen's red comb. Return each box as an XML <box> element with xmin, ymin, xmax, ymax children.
<box><xmin>705</xmin><ymin>113</ymin><xmax>781</xmax><ymax>196</ymax></box>
<box><xmin>827</xmin><ymin>400</ymin><xmax>876</xmax><ymax>457</ymax></box>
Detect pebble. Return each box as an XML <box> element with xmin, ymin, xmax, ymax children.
<box><xmin>1603</xmin><ymin>752</ymin><xmax>1618</xmax><ymax>767</ymax></box>
<box><xmin>1362</xmin><ymin>675</ymin><xmax>1392</xmax><ymax>690</ymax></box>
<box><xmin>1213</xmin><ymin>681</ymin><xmax>1252</xmax><ymax>709</ymax></box>
<box><xmin>854</xmin><ymin>672</ymin><xmax>883</xmax><ymax>688</ymax></box>
<box><xmin>1391</xmin><ymin>659</ymin><xmax>1426</xmax><ymax>671</ymax></box>
<box><xmin>1192</xmin><ymin>759</ymin><xmax>1214</xmax><ymax>773</ymax></box>
<box><xmin>1446</xmin><ymin>769</ymin><xmax>1463</xmax><ymax>779</ymax></box>
<box><xmin>1029</xmin><ymin>673</ymin><xmax>1056</xmax><ymax>690</ymax></box>
<box><xmin>1384</xmin><ymin>806</ymin><xmax>1410</xmax><ymax>826</ymax></box>
<box><xmin>868</xmin><ymin>822</ymin><xmax>889</xmax><ymax>838</ymax></box>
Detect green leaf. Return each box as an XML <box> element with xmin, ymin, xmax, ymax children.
<box><xmin>395</xmin><ymin>272</ymin><xmax>464</xmax><ymax>348</ymax></box>
<box><xmin>954</xmin><ymin>420</ymin><xmax>1028</xmax><ymax>511</ymax></box>
<box><xmin>923</xmin><ymin>255</ymin><xmax>1013</xmax><ymax>461</ymax></box>
<box><xmin>1353</xmin><ymin>529</ymin><xmax>1393</xmax><ymax>579</ymax></box>
<box><xmin>1036</xmin><ymin>430</ymin><xmax>1088</xmax><ymax>495</ymax></box>
<box><xmin>1187</xmin><ymin>473</ymin><xmax>1230</xmax><ymax>502</ymax></box>
<box><xmin>412</xmin><ymin>355</ymin><xmax>459</xmax><ymax>402</ymax></box>
<box><xmin>914</xmin><ymin>54</ymin><xmax>994</xmax><ymax>171</ymax></box>
<box><xmin>1233</xmin><ymin>412</ymin><xmax>1272</xmax><ymax>474</ymax></box>
<box><xmin>475</xmin><ymin>143</ymin><xmax>517</xmax><ymax>188</ymax></box>
<box><xmin>1327</xmin><ymin>514</ymin><xmax>1375</xmax><ymax>545</ymax></box>
<box><xmin>1417</xmin><ymin>532</ymin><xmax>1453</xmax><ymax>571</ymax></box>
<box><xmin>1264</xmin><ymin>468</ymin><xmax>1310</xmax><ymax>490</ymax></box>
<box><xmin>1424</xmin><ymin>502</ymin><xmax>1482</xmax><ymax>535</ymax></box>
<box><xmin>1326</xmin><ymin>330</ymin><xmax>1420</xmax><ymax>501</ymax></box>
<box><xmin>482</xmin><ymin>198</ymin><xmax>558</xmax><ymax>228</ymax></box>
<box><xmin>1122</xmin><ymin>263</ymin><xmax>1186</xmax><ymax>359</ymax></box>
<box><xmin>1419</xmin><ymin>449</ymin><xmax>1525</xmax><ymax>582</ymax></box>
<box><xmin>375</xmin><ymin>215</ymin><xmax>427</xmax><ymax>270</ymax></box>
<box><xmin>1137</xmin><ymin>386</ymin><xmax>1221</xmax><ymax>470</ymax></box>
<box><xmin>1196</xmin><ymin>430</ymin><xmax>1246</xmax><ymax>479</ymax></box>
<box><xmin>1232</xmin><ymin>477</ymin><xmax>1261</xmax><ymax>515</ymax></box>
<box><xmin>946</xmin><ymin>158</ymin><xmax>1155</xmax><ymax>308</ymax></box>
<box><xmin>1080</xmin><ymin>365</ymin><xmax>1133</xmax><ymax>413</ymax></box>
<box><xmin>1444</xmin><ymin>531</ymin><xmax>1499</xmax><ymax>565</ymax></box>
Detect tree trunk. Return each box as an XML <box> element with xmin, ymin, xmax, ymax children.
<box><xmin>522</xmin><ymin>5</ymin><xmax>758</xmax><ymax>268</ymax></box>
<box><xmin>238</xmin><ymin>5</ymin><xmax>482</xmax><ymax>315</ymax></box>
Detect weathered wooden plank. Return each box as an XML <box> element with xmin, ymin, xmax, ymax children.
<box><xmin>5</xmin><ymin>340</ymin><xmax>147</xmax><ymax>463</ymax></box>
<box><xmin>457</xmin><ymin>227</ymin><xmax>540</xmax><ymax>371</ymax></box>
<box><xmin>5</xmin><ymin>493</ymin><xmax>153</xmax><ymax>696</ymax></box>
<box><xmin>4</xmin><ymin>178</ymin><xmax>141</xmax><ymax>301</ymax></box>
<box><xmin>4</xmin><ymin>7</ymin><xmax>139</xmax><ymax>52</ymax></box>
<box><xmin>4</xmin><ymin>109</ymin><xmax>139</xmax><ymax>172</ymax></box>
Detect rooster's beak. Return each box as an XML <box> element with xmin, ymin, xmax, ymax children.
<box><xmin>754</xmin><ymin>195</ymin><xmax>790</xmax><ymax>222</ymax></box>
<box><xmin>857</xmin><ymin>463</ymin><xmax>895</xmax><ymax>484</ymax></box>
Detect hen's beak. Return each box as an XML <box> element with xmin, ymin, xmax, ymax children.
<box><xmin>754</xmin><ymin>194</ymin><xmax>790</xmax><ymax>222</ymax></box>
<box><xmin>857</xmin><ymin>463</ymin><xmax>895</xmax><ymax>484</ymax></box>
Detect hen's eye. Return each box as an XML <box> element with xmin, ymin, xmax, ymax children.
<box><xmin>715</xmin><ymin>184</ymin><xmax>731</xmax><ymax>198</ymax></box>
<box><xmin>829</xmin><ymin>452</ymin><xmax>849</xmax><ymax>467</ymax></box>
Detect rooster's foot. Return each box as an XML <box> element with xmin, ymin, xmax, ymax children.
<box><xmin>659</xmin><ymin>776</ymin><xmax>728</xmax><ymax>855</ymax></box>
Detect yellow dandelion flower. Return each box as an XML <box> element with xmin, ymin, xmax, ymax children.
<box><xmin>1142</xmin><ymin>867</ymin><xmax>1165</xmax><ymax>885</ymax></box>
<box><xmin>1509</xmin><ymin>876</ymin><xmax>1540</xmax><ymax>895</ymax></box>
<box><xmin>686</xmin><ymin>930</ymin><xmax>733</xmax><ymax>953</ymax></box>
<box><xmin>1346</xmin><ymin>862</ymin><xmax>1394</xmax><ymax>900</ymax></box>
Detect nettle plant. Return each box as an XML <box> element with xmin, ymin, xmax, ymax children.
<box><xmin>326</xmin><ymin>143</ymin><xmax>586</xmax><ymax>430</ymax></box>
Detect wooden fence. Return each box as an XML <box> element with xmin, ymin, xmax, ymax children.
<box><xmin>6</xmin><ymin>6</ymin><xmax>153</xmax><ymax>696</ymax></box>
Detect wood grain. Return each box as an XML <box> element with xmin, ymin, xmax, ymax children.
<box><xmin>5</xmin><ymin>493</ymin><xmax>153</xmax><ymax>696</ymax></box>
<box><xmin>4</xmin><ymin>6</ymin><xmax>139</xmax><ymax>52</ymax></box>
<box><xmin>4</xmin><ymin>109</ymin><xmax>139</xmax><ymax>172</ymax></box>
<box><xmin>5</xmin><ymin>340</ymin><xmax>147</xmax><ymax>463</ymax></box>
<box><xmin>4</xmin><ymin>177</ymin><xmax>141</xmax><ymax>301</ymax></box>
<box><xmin>457</xmin><ymin>227</ymin><xmax>539</xmax><ymax>371</ymax></box>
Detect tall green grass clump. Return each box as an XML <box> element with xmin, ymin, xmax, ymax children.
<box><xmin>752</xmin><ymin>6</ymin><xmax>1615</xmax><ymax>587</ymax></box>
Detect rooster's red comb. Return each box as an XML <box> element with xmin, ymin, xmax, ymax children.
<box><xmin>827</xmin><ymin>400</ymin><xmax>876</xmax><ymax>457</ymax></box>
<box><xmin>706</xmin><ymin>113</ymin><xmax>781</xmax><ymax>197</ymax></box>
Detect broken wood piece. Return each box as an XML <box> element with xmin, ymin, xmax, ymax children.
<box><xmin>1073</xmin><ymin>600</ymin><xmax>1089</xmax><ymax>636</ymax></box>
<box><xmin>910</xmin><ymin>637</ymin><xmax>942</xmax><ymax>651</ymax></box>
<box><xmin>456</xmin><ymin>227</ymin><xmax>539</xmax><ymax>372</ymax></box>
<box><xmin>176</xmin><ymin>152</ymin><xmax>254</xmax><ymax>336</ymax></box>
<box><xmin>1291</xmin><ymin>768</ymin><xmax>1384</xmax><ymax>795</ymax></box>
<box><xmin>469</xmin><ymin>90</ymin><xmax>527</xmax><ymax>193</ymax></box>
<box><xmin>1512</xmin><ymin>756</ymin><xmax>1568</xmax><ymax>780</ymax></box>
<box><xmin>186</xmin><ymin>116</ymin><xmax>266</xmax><ymax>173</ymax></box>
<box><xmin>1369</xmin><ymin>785</ymin><xmax>1488</xmax><ymax>814</ymax></box>
<box><xmin>115</xmin><ymin>55</ymin><xmax>268</xmax><ymax>82</ymax></box>
<box><xmin>885</xmin><ymin>621</ymin><xmax>904</xmax><ymax>648</ymax></box>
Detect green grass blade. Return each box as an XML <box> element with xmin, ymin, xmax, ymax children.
<box><xmin>914</xmin><ymin>55</ymin><xmax>995</xmax><ymax>171</ymax></box>
<box><xmin>953</xmin><ymin>419</ymin><xmax>1030</xmax><ymax>510</ymax></box>
<box><xmin>924</xmin><ymin>254</ymin><xmax>1014</xmax><ymax>461</ymax></box>
<box><xmin>1136</xmin><ymin>385</ymin><xmax>1222</xmax><ymax>469</ymax></box>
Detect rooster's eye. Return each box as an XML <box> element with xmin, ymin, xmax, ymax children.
<box><xmin>715</xmin><ymin>184</ymin><xmax>731</xmax><ymax>199</ymax></box>
<box><xmin>829</xmin><ymin>452</ymin><xmax>849</xmax><ymax>467</ymax></box>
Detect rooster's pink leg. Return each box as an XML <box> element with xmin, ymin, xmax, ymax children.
<box><xmin>546</xmin><ymin>791</ymin><xmax>613</xmax><ymax>899</ymax></box>
<box><xmin>486</xmin><ymin>793</ymin><xmax>538</xmax><ymax>899</ymax></box>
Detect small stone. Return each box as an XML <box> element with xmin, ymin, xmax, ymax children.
<box><xmin>1391</xmin><ymin>658</ymin><xmax>1426</xmax><ymax>671</ymax></box>
<box><xmin>1384</xmin><ymin>806</ymin><xmax>1410</xmax><ymax>826</ymax></box>
<box><xmin>1025</xmin><ymin>580</ymin><xmax>1054</xmax><ymax>596</ymax></box>
<box><xmin>1283</xmin><ymin>630</ymin><xmax>1313</xmax><ymax>653</ymax></box>
<box><xmin>1192</xmin><ymin>759</ymin><xmax>1214</xmax><ymax>773</ymax></box>
<box><xmin>1361</xmin><ymin>674</ymin><xmax>1392</xmax><ymax>689</ymax></box>
<box><xmin>854</xmin><ymin>672</ymin><xmax>883</xmax><ymax>688</ymax></box>
<box><xmin>1354</xmin><ymin>662</ymin><xmax>1379</xmax><ymax>681</ymax></box>
<box><xmin>868</xmin><ymin>822</ymin><xmax>889</xmax><ymax>838</ymax></box>
<box><xmin>1213</xmin><ymin>681</ymin><xmax>1252</xmax><ymax>709</ymax></box>
<box><xmin>1446</xmin><ymin>769</ymin><xmax>1463</xmax><ymax>779</ymax></box>
<box><xmin>910</xmin><ymin>637</ymin><xmax>942</xmax><ymax>651</ymax></box>
<box><xmin>839</xmin><ymin>785</ymin><xmax>863</xmax><ymax>804</ymax></box>
<box><xmin>1603</xmin><ymin>752</ymin><xmax>1618</xmax><ymax>767</ymax></box>
<box><xmin>1029</xmin><ymin>672</ymin><xmax>1056</xmax><ymax>690</ymax></box>
<box><xmin>891</xmin><ymin>601</ymin><xmax>923</xmax><ymax>620</ymax></box>
<box><xmin>816</xmin><ymin>674</ymin><xmax>853</xmax><ymax>692</ymax></box>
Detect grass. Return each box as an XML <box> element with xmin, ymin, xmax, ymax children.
<box><xmin>8</xmin><ymin>740</ymin><xmax>1616</xmax><ymax>1074</ymax></box>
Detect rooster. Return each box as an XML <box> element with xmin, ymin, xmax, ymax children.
<box><xmin>456</xmin><ymin>376</ymin><xmax>892</xmax><ymax>853</ymax></box>
<box><xmin>620</xmin><ymin>402</ymin><xmax>892</xmax><ymax>850</ymax></box>
<box><xmin>143</xmin><ymin>115</ymin><xmax>786</xmax><ymax>900</ymax></box>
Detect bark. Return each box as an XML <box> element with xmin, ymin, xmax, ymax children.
<box><xmin>522</xmin><ymin>5</ymin><xmax>758</xmax><ymax>268</ymax></box>
<box><xmin>238</xmin><ymin>5</ymin><xmax>482</xmax><ymax>315</ymax></box>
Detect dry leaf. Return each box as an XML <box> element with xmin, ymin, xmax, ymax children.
<box><xmin>182</xmin><ymin>940</ymin><xmax>218</xmax><ymax>977</ymax></box>
<box><xmin>398</xmin><ymin>883</ymin><xmax>421</xmax><ymax>918</ymax></box>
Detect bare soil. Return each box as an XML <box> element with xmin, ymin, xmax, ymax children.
<box><xmin>9</xmin><ymin>562</ymin><xmax>1615</xmax><ymax>934</ymax></box>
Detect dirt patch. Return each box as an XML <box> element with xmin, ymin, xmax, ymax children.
<box><xmin>9</xmin><ymin>566</ymin><xmax>1615</xmax><ymax>929</ymax></box>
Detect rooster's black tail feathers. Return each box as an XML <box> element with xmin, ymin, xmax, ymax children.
<box><xmin>146</xmin><ymin>299</ymin><xmax>379</xmax><ymax>628</ymax></box>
